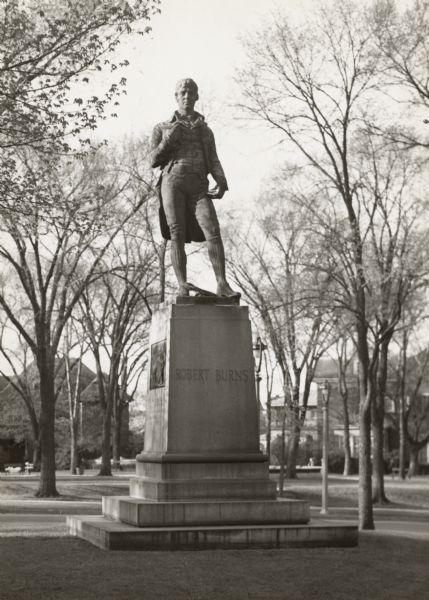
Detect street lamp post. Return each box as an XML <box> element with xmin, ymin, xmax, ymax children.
<box><xmin>253</xmin><ymin>336</ymin><xmax>267</xmax><ymax>410</ymax></box>
<box><xmin>321</xmin><ymin>379</ymin><xmax>331</xmax><ymax>516</ymax></box>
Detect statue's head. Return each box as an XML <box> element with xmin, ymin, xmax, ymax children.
<box><xmin>175</xmin><ymin>78</ymin><xmax>199</xmax><ymax>113</ymax></box>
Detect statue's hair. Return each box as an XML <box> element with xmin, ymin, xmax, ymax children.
<box><xmin>175</xmin><ymin>78</ymin><xmax>198</xmax><ymax>98</ymax></box>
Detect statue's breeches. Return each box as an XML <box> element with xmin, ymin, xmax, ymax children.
<box><xmin>161</xmin><ymin>172</ymin><xmax>221</xmax><ymax>244</ymax></box>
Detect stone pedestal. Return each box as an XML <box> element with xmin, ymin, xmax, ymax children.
<box><xmin>134</xmin><ymin>300</ymin><xmax>276</xmax><ymax>503</ymax></box>
<box><xmin>68</xmin><ymin>298</ymin><xmax>357</xmax><ymax>550</ymax></box>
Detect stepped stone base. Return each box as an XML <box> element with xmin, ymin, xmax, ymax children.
<box><xmin>68</xmin><ymin>301</ymin><xmax>357</xmax><ymax>551</ymax></box>
<box><xmin>103</xmin><ymin>496</ymin><xmax>309</xmax><ymax>527</ymax></box>
<box><xmin>132</xmin><ymin>454</ymin><xmax>277</xmax><ymax>501</ymax></box>
<box><xmin>67</xmin><ymin>515</ymin><xmax>358</xmax><ymax>551</ymax></box>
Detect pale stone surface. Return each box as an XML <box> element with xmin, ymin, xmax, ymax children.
<box><xmin>103</xmin><ymin>496</ymin><xmax>310</xmax><ymax>527</ymax></box>
<box><xmin>135</xmin><ymin>459</ymin><xmax>269</xmax><ymax>480</ymax></box>
<box><xmin>141</xmin><ymin>302</ymin><xmax>260</xmax><ymax>457</ymax></box>
<box><xmin>134</xmin><ymin>302</ymin><xmax>276</xmax><ymax>502</ymax></box>
<box><xmin>129</xmin><ymin>476</ymin><xmax>277</xmax><ymax>501</ymax></box>
<box><xmin>67</xmin><ymin>515</ymin><xmax>358</xmax><ymax>551</ymax></box>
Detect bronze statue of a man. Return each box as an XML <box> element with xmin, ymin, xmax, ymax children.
<box><xmin>150</xmin><ymin>78</ymin><xmax>239</xmax><ymax>298</ymax></box>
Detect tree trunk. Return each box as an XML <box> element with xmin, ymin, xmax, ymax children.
<box><xmin>99</xmin><ymin>406</ymin><xmax>112</xmax><ymax>476</ymax></box>
<box><xmin>278</xmin><ymin>402</ymin><xmax>287</xmax><ymax>497</ymax></box>
<box><xmin>36</xmin><ymin>358</ymin><xmax>58</xmax><ymax>497</ymax></box>
<box><xmin>358</xmin><ymin>403</ymin><xmax>374</xmax><ymax>529</ymax></box>
<box><xmin>286</xmin><ymin>423</ymin><xmax>300</xmax><ymax>479</ymax></box>
<box><xmin>65</xmin><ymin>351</ymin><xmax>83</xmax><ymax>476</ymax></box>
<box><xmin>32</xmin><ymin>436</ymin><xmax>41</xmax><ymax>469</ymax></box>
<box><xmin>113</xmin><ymin>369</ymin><xmax>126</xmax><ymax>470</ymax></box>
<box><xmin>372</xmin><ymin>338</ymin><xmax>389</xmax><ymax>504</ymax></box>
<box><xmin>112</xmin><ymin>402</ymin><xmax>122</xmax><ymax>471</ymax></box>
<box><xmin>399</xmin><ymin>395</ymin><xmax>407</xmax><ymax>479</ymax></box>
<box><xmin>112</xmin><ymin>426</ymin><xmax>120</xmax><ymax>470</ymax></box>
<box><xmin>372</xmin><ymin>412</ymin><xmax>387</xmax><ymax>503</ymax></box>
<box><xmin>286</xmin><ymin>386</ymin><xmax>301</xmax><ymax>479</ymax></box>
<box><xmin>356</xmin><ymin>316</ymin><xmax>375</xmax><ymax>530</ymax></box>
<box><xmin>337</xmin><ymin>347</ymin><xmax>352</xmax><ymax>476</ymax></box>
<box><xmin>28</xmin><ymin>415</ymin><xmax>41</xmax><ymax>469</ymax></box>
<box><xmin>399</xmin><ymin>331</ymin><xmax>408</xmax><ymax>479</ymax></box>
<box><xmin>342</xmin><ymin>392</ymin><xmax>352</xmax><ymax>476</ymax></box>
<box><xmin>69</xmin><ymin>420</ymin><xmax>78</xmax><ymax>475</ymax></box>
<box><xmin>408</xmin><ymin>447</ymin><xmax>420</xmax><ymax>477</ymax></box>
<box><xmin>266</xmin><ymin>395</ymin><xmax>272</xmax><ymax>465</ymax></box>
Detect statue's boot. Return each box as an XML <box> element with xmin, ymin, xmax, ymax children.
<box><xmin>216</xmin><ymin>281</ymin><xmax>241</xmax><ymax>298</ymax></box>
<box><xmin>207</xmin><ymin>238</ymin><xmax>241</xmax><ymax>298</ymax></box>
<box><xmin>178</xmin><ymin>283</ymin><xmax>190</xmax><ymax>296</ymax></box>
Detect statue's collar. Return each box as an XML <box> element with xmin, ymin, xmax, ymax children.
<box><xmin>169</xmin><ymin>111</ymin><xmax>205</xmax><ymax>125</ymax></box>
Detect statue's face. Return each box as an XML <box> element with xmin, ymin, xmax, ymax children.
<box><xmin>175</xmin><ymin>84</ymin><xmax>198</xmax><ymax>113</ymax></box>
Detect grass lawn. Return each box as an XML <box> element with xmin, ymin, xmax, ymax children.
<box><xmin>1</xmin><ymin>474</ymin><xmax>429</xmax><ymax>511</ymax></box>
<box><xmin>0</xmin><ymin>534</ymin><xmax>427</xmax><ymax>600</ymax></box>
<box><xmin>282</xmin><ymin>475</ymin><xmax>429</xmax><ymax>509</ymax></box>
<box><xmin>0</xmin><ymin>474</ymin><xmax>128</xmax><ymax>501</ymax></box>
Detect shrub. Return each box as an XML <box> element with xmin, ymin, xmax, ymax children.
<box><xmin>327</xmin><ymin>449</ymin><xmax>345</xmax><ymax>473</ymax></box>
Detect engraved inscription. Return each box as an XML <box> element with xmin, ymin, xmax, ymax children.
<box><xmin>176</xmin><ymin>368</ymin><xmax>210</xmax><ymax>381</ymax></box>
<box><xmin>149</xmin><ymin>340</ymin><xmax>166</xmax><ymax>389</ymax></box>
<box><xmin>174</xmin><ymin>368</ymin><xmax>250</xmax><ymax>383</ymax></box>
<box><xmin>215</xmin><ymin>368</ymin><xmax>250</xmax><ymax>383</ymax></box>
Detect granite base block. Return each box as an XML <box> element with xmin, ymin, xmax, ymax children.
<box><xmin>135</xmin><ymin>457</ymin><xmax>269</xmax><ymax>480</ymax></box>
<box><xmin>102</xmin><ymin>496</ymin><xmax>310</xmax><ymax>527</ymax></box>
<box><xmin>129</xmin><ymin>476</ymin><xmax>277</xmax><ymax>501</ymax></box>
<box><xmin>67</xmin><ymin>516</ymin><xmax>358</xmax><ymax>551</ymax></box>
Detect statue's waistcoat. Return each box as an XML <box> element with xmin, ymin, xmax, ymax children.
<box><xmin>150</xmin><ymin>111</ymin><xmax>227</xmax><ymax>243</ymax></box>
<box><xmin>169</xmin><ymin>124</ymin><xmax>206</xmax><ymax>176</ymax></box>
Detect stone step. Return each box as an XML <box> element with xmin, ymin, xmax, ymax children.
<box><xmin>135</xmin><ymin>456</ymin><xmax>269</xmax><ymax>480</ymax></box>
<box><xmin>130</xmin><ymin>476</ymin><xmax>277</xmax><ymax>501</ymax></box>
<box><xmin>67</xmin><ymin>515</ymin><xmax>358</xmax><ymax>551</ymax></box>
<box><xmin>103</xmin><ymin>496</ymin><xmax>310</xmax><ymax>527</ymax></box>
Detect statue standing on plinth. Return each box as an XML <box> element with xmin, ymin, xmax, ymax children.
<box><xmin>149</xmin><ymin>78</ymin><xmax>239</xmax><ymax>298</ymax></box>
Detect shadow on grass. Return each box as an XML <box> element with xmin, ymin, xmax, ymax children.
<box><xmin>0</xmin><ymin>534</ymin><xmax>427</xmax><ymax>600</ymax></box>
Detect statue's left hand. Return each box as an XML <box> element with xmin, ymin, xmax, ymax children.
<box><xmin>208</xmin><ymin>185</ymin><xmax>227</xmax><ymax>199</ymax></box>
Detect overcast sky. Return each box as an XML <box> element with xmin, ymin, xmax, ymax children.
<box><xmin>96</xmin><ymin>0</ymin><xmax>317</xmax><ymax>205</ymax></box>
<box><xmin>95</xmin><ymin>0</ymin><xmax>414</xmax><ymax>208</ymax></box>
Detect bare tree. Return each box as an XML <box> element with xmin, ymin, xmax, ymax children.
<box><xmin>236</xmin><ymin>2</ymin><xmax>381</xmax><ymax>528</ymax></box>
<box><xmin>393</xmin><ymin>313</ymin><xmax>429</xmax><ymax>476</ymax></box>
<box><xmin>405</xmin><ymin>346</ymin><xmax>429</xmax><ymax>475</ymax></box>
<box><xmin>79</xmin><ymin>220</ymin><xmax>158</xmax><ymax>476</ymax></box>
<box><xmin>331</xmin><ymin>335</ymin><xmax>355</xmax><ymax>476</ymax></box>
<box><xmin>0</xmin><ymin>1</ymin><xmax>158</xmax><ymax>154</ymax></box>
<box><xmin>0</xmin><ymin>317</ymin><xmax>40</xmax><ymax>465</ymax></box>
<box><xmin>0</xmin><ymin>310</ymin><xmax>77</xmax><ymax>468</ymax></box>
<box><xmin>236</xmin><ymin>0</ymin><xmax>429</xmax><ymax>527</ymax></box>
<box><xmin>116</xmin><ymin>137</ymin><xmax>168</xmax><ymax>301</ymax></box>
<box><xmin>228</xmin><ymin>198</ymin><xmax>335</xmax><ymax>481</ymax></box>
<box><xmin>263</xmin><ymin>350</ymin><xmax>277</xmax><ymax>466</ymax></box>
<box><xmin>60</xmin><ymin>317</ymin><xmax>90</xmax><ymax>475</ymax></box>
<box><xmin>0</xmin><ymin>151</ymin><xmax>146</xmax><ymax>496</ymax></box>
<box><xmin>373</xmin><ymin>0</ymin><xmax>429</xmax><ymax>109</ymax></box>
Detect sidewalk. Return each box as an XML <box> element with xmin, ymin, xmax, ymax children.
<box><xmin>0</xmin><ymin>497</ymin><xmax>102</xmax><ymax>536</ymax></box>
<box><xmin>0</xmin><ymin>498</ymin><xmax>101</xmax><ymax>514</ymax></box>
<box><xmin>310</xmin><ymin>505</ymin><xmax>429</xmax><ymax>540</ymax></box>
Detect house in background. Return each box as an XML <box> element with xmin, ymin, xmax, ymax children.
<box><xmin>261</xmin><ymin>357</ymin><xmax>423</xmax><ymax>468</ymax></box>
<box><xmin>261</xmin><ymin>359</ymin><xmax>360</xmax><ymax>465</ymax></box>
<box><xmin>0</xmin><ymin>360</ymin><xmax>132</xmax><ymax>469</ymax></box>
